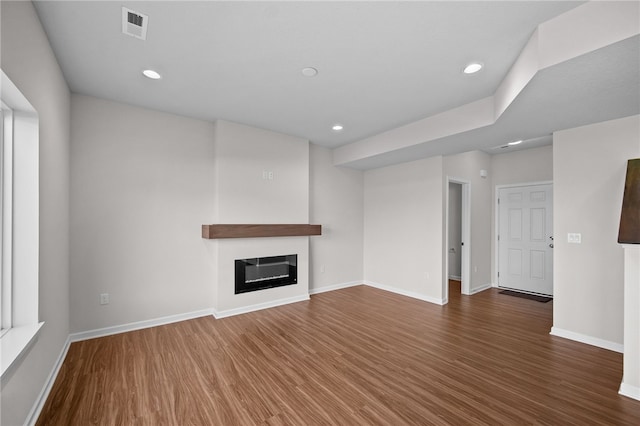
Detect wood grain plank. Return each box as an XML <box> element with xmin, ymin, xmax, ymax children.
<box><xmin>36</xmin><ymin>282</ymin><xmax>640</xmax><ymax>425</ymax></box>
<box><xmin>202</xmin><ymin>224</ymin><xmax>322</xmax><ymax>239</ymax></box>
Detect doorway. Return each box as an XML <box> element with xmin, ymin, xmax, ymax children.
<box><xmin>445</xmin><ymin>178</ymin><xmax>471</xmax><ymax>303</ymax></box>
<box><xmin>496</xmin><ymin>183</ymin><xmax>553</xmax><ymax>296</ymax></box>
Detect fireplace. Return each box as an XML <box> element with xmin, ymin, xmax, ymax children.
<box><xmin>235</xmin><ymin>254</ymin><xmax>297</xmax><ymax>294</ymax></box>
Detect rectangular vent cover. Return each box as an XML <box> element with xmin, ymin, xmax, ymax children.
<box><xmin>122</xmin><ymin>7</ymin><xmax>148</xmax><ymax>40</ymax></box>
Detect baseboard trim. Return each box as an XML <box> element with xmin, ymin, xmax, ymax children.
<box><xmin>550</xmin><ymin>327</ymin><xmax>624</xmax><ymax>353</ymax></box>
<box><xmin>26</xmin><ymin>336</ymin><xmax>71</xmax><ymax>426</ymax></box>
<box><xmin>469</xmin><ymin>283</ymin><xmax>492</xmax><ymax>295</ymax></box>
<box><xmin>364</xmin><ymin>280</ymin><xmax>445</xmax><ymax>305</ymax></box>
<box><xmin>69</xmin><ymin>308</ymin><xmax>215</xmax><ymax>343</ymax></box>
<box><xmin>213</xmin><ymin>294</ymin><xmax>310</xmax><ymax>319</ymax></box>
<box><xmin>448</xmin><ymin>275</ymin><xmax>461</xmax><ymax>281</ymax></box>
<box><xmin>619</xmin><ymin>382</ymin><xmax>640</xmax><ymax>401</ymax></box>
<box><xmin>309</xmin><ymin>281</ymin><xmax>362</xmax><ymax>295</ymax></box>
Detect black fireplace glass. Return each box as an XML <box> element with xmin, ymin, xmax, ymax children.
<box><xmin>235</xmin><ymin>254</ymin><xmax>297</xmax><ymax>294</ymax></box>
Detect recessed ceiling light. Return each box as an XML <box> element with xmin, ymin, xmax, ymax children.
<box><xmin>463</xmin><ymin>62</ymin><xmax>483</xmax><ymax>74</ymax></box>
<box><xmin>301</xmin><ymin>67</ymin><xmax>318</xmax><ymax>77</ymax></box>
<box><xmin>508</xmin><ymin>140</ymin><xmax>523</xmax><ymax>146</ymax></box>
<box><xmin>142</xmin><ymin>69</ymin><xmax>162</xmax><ymax>80</ymax></box>
<box><xmin>332</xmin><ymin>124</ymin><xmax>344</xmax><ymax>132</ymax></box>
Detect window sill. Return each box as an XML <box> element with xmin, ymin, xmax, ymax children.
<box><xmin>1</xmin><ymin>322</ymin><xmax>44</xmax><ymax>378</ymax></box>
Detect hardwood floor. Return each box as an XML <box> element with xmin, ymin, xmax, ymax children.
<box><xmin>37</xmin><ymin>282</ymin><xmax>640</xmax><ymax>425</ymax></box>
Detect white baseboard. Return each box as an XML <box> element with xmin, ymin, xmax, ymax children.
<box><xmin>619</xmin><ymin>382</ymin><xmax>640</xmax><ymax>401</ymax></box>
<box><xmin>69</xmin><ymin>308</ymin><xmax>215</xmax><ymax>342</ymax></box>
<box><xmin>364</xmin><ymin>280</ymin><xmax>445</xmax><ymax>305</ymax></box>
<box><xmin>309</xmin><ymin>281</ymin><xmax>362</xmax><ymax>295</ymax></box>
<box><xmin>26</xmin><ymin>336</ymin><xmax>71</xmax><ymax>426</ymax></box>
<box><xmin>550</xmin><ymin>327</ymin><xmax>624</xmax><ymax>353</ymax></box>
<box><xmin>448</xmin><ymin>275</ymin><xmax>461</xmax><ymax>281</ymax></box>
<box><xmin>469</xmin><ymin>283</ymin><xmax>492</xmax><ymax>295</ymax></box>
<box><xmin>213</xmin><ymin>294</ymin><xmax>310</xmax><ymax>319</ymax></box>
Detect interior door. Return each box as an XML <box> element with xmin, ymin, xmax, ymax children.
<box><xmin>498</xmin><ymin>184</ymin><xmax>553</xmax><ymax>295</ymax></box>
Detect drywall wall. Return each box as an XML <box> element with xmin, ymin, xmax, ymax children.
<box><xmin>491</xmin><ymin>145</ymin><xmax>553</xmax><ymax>186</ymax></box>
<box><xmin>447</xmin><ymin>182</ymin><xmax>462</xmax><ymax>279</ymax></box>
<box><xmin>309</xmin><ymin>144</ymin><xmax>364</xmax><ymax>292</ymax></box>
<box><xmin>70</xmin><ymin>95</ymin><xmax>216</xmax><ymax>332</ymax></box>
<box><xmin>210</xmin><ymin>120</ymin><xmax>310</xmax><ymax>313</ymax></box>
<box><xmin>364</xmin><ymin>156</ymin><xmax>444</xmax><ymax>303</ymax></box>
<box><xmin>0</xmin><ymin>1</ymin><xmax>71</xmax><ymax>425</ymax></box>
<box><xmin>212</xmin><ymin>120</ymin><xmax>309</xmax><ymax>224</ymax></box>
<box><xmin>553</xmin><ymin>115</ymin><xmax>640</xmax><ymax>347</ymax></box>
<box><xmin>444</xmin><ymin>150</ymin><xmax>492</xmax><ymax>292</ymax></box>
<box><xmin>490</xmin><ymin>145</ymin><xmax>553</xmax><ymax>284</ymax></box>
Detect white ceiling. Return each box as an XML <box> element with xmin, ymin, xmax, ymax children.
<box><xmin>33</xmin><ymin>1</ymin><xmax>639</xmax><ymax>168</ymax></box>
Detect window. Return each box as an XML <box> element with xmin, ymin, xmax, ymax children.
<box><xmin>0</xmin><ymin>70</ymin><xmax>42</xmax><ymax>377</ymax></box>
<box><xmin>1</xmin><ymin>101</ymin><xmax>14</xmax><ymax>336</ymax></box>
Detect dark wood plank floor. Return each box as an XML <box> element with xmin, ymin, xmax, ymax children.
<box><xmin>37</xmin><ymin>282</ymin><xmax>640</xmax><ymax>425</ymax></box>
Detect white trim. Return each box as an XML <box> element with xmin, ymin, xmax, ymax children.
<box><xmin>0</xmin><ymin>322</ymin><xmax>44</xmax><ymax>377</ymax></box>
<box><xmin>213</xmin><ymin>295</ymin><xmax>310</xmax><ymax>319</ymax></box>
<box><xmin>550</xmin><ymin>327</ymin><xmax>623</xmax><ymax>353</ymax></box>
<box><xmin>25</xmin><ymin>336</ymin><xmax>71</xmax><ymax>426</ymax></box>
<box><xmin>619</xmin><ymin>383</ymin><xmax>640</xmax><ymax>401</ymax></box>
<box><xmin>448</xmin><ymin>275</ymin><xmax>461</xmax><ymax>281</ymax></box>
<box><xmin>309</xmin><ymin>281</ymin><xmax>361</xmax><ymax>295</ymax></box>
<box><xmin>69</xmin><ymin>308</ymin><xmax>215</xmax><ymax>342</ymax></box>
<box><xmin>468</xmin><ymin>283</ymin><xmax>492</xmax><ymax>295</ymax></box>
<box><xmin>364</xmin><ymin>280</ymin><xmax>445</xmax><ymax>305</ymax></box>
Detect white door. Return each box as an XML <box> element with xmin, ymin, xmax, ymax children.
<box><xmin>498</xmin><ymin>184</ymin><xmax>553</xmax><ymax>295</ymax></box>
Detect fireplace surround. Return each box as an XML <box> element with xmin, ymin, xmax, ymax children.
<box><xmin>235</xmin><ymin>254</ymin><xmax>297</xmax><ymax>294</ymax></box>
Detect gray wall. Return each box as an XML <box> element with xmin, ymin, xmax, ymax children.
<box><xmin>0</xmin><ymin>1</ymin><xmax>71</xmax><ymax>425</ymax></box>
<box><xmin>553</xmin><ymin>115</ymin><xmax>640</xmax><ymax>347</ymax></box>
<box><xmin>310</xmin><ymin>145</ymin><xmax>364</xmax><ymax>291</ymax></box>
<box><xmin>364</xmin><ymin>156</ymin><xmax>444</xmax><ymax>303</ymax></box>
<box><xmin>70</xmin><ymin>94</ymin><xmax>216</xmax><ymax>332</ymax></box>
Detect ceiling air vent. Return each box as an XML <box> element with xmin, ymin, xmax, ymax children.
<box><xmin>122</xmin><ymin>7</ymin><xmax>148</xmax><ymax>40</ymax></box>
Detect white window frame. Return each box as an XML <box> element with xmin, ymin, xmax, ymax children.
<box><xmin>0</xmin><ymin>70</ymin><xmax>43</xmax><ymax>378</ymax></box>
<box><xmin>1</xmin><ymin>101</ymin><xmax>14</xmax><ymax>337</ymax></box>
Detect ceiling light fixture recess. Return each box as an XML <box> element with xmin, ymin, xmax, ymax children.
<box><xmin>301</xmin><ymin>67</ymin><xmax>318</xmax><ymax>77</ymax></box>
<box><xmin>463</xmin><ymin>62</ymin><xmax>483</xmax><ymax>74</ymax></box>
<box><xmin>142</xmin><ymin>69</ymin><xmax>162</xmax><ymax>80</ymax></box>
<box><xmin>332</xmin><ymin>124</ymin><xmax>344</xmax><ymax>132</ymax></box>
<box><xmin>508</xmin><ymin>140</ymin><xmax>523</xmax><ymax>146</ymax></box>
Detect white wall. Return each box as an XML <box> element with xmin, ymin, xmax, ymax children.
<box><xmin>444</xmin><ymin>150</ymin><xmax>492</xmax><ymax>292</ymax></box>
<box><xmin>490</xmin><ymin>145</ymin><xmax>553</xmax><ymax>284</ymax></box>
<box><xmin>364</xmin><ymin>156</ymin><xmax>444</xmax><ymax>303</ymax></box>
<box><xmin>309</xmin><ymin>145</ymin><xmax>364</xmax><ymax>291</ymax></box>
<box><xmin>211</xmin><ymin>120</ymin><xmax>310</xmax><ymax>313</ymax></box>
<box><xmin>491</xmin><ymin>145</ymin><xmax>553</xmax><ymax>186</ymax></box>
<box><xmin>212</xmin><ymin>120</ymin><xmax>309</xmax><ymax>224</ymax></box>
<box><xmin>70</xmin><ymin>95</ymin><xmax>216</xmax><ymax>332</ymax></box>
<box><xmin>0</xmin><ymin>2</ymin><xmax>71</xmax><ymax>425</ymax></box>
<box><xmin>553</xmin><ymin>115</ymin><xmax>640</xmax><ymax>347</ymax></box>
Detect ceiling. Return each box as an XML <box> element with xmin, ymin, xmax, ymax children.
<box><xmin>33</xmin><ymin>1</ymin><xmax>639</xmax><ymax>168</ymax></box>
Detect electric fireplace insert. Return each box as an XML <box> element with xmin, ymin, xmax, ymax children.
<box><xmin>235</xmin><ymin>254</ymin><xmax>297</xmax><ymax>294</ymax></box>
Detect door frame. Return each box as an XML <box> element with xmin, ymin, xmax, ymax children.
<box><xmin>445</xmin><ymin>177</ymin><xmax>471</xmax><ymax>303</ymax></box>
<box><xmin>494</xmin><ymin>181</ymin><xmax>553</xmax><ymax>292</ymax></box>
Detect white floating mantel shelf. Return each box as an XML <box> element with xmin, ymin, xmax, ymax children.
<box><xmin>201</xmin><ymin>224</ymin><xmax>322</xmax><ymax>239</ymax></box>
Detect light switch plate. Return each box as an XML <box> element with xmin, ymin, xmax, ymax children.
<box><xmin>567</xmin><ymin>233</ymin><xmax>582</xmax><ymax>244</ymax></box>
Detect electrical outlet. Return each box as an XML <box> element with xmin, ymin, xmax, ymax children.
<box><xmin>100</xmin><ymin>293</ymin><xmax>109</xmax><ymax>305</ymax></box>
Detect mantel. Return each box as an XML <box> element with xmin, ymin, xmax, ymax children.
<box><xmin>201</xmin><ymin>224</ymin><xmax>322</xmax><ymax>239</ymax></box>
